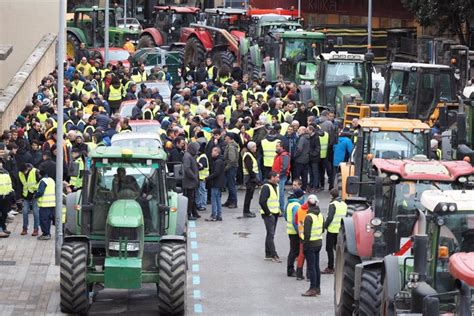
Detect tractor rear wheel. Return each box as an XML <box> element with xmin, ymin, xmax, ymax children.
<box><xmin>137</xmin><ymin>34</ymin><xmax>156</xmax><ymax>49</ymax></box>
<box><xmin>211</xmin><ymin>50</ymin><xmax>235</xmax><ymax>71</ymax></box>
<box><xmin>359</xmin><ymin>269</ymin><xmax>383</xmax><ymax>316</ymax></box>
<box><xmin>334</xmin><ymin>231</ymin><xmax>361</xmax><ymax>316</ymax></box>
<box><xmin>246</xmin><ymin>54</ymin><xmax>260</xmax><ymax>80</ymax></box>
<box><xmin>66</xmin><ymin>33</ymin><xmax>81</xmax><ymax>60</ymax></box>
<box><xmin>60</xmin><ymin>242</ymin><xmax>90</xmax><ymax>315</ymax></box>
<box><xmin>158</xmin><ymin>242</ymin><xmax>186</xmax><ymax>315</ymax></box>
<box><xmin>184</xmin><ymin>37</ymin><xmax>205</xmax><ymax>68</ymax></box>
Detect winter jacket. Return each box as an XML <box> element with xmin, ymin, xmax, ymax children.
<box><xmin>131</xmin><ymin>98</ymin><xmax>147</xmax><ymax>120</ymax></box>
<box><xmin>182</xmin><ymin>142</ymin><xmax>200</xmax><ymax>189</ymax></box>
<box><xmin>293</xmin><ymin>134</ymin><xmax>310</xmax><ymax>164</ymax></box>
<box><xmin>308</xmin><ymin>130</ymin><xmax>325</xmax><ymax>162</ymax></box>
<box><xmin>224</xmin><ymin>141</ymin><xmax>239</xmax><ymax>170</ymax></box>
<box><xmin>293</xmin><ymin>108</ymin><xmax>310</xmax><ymax>127</ymax></box>
<box><xmin>206</xmin><ymin>156</ymin><xmax>225</xmax><ymax>188</ymax></box>
<box><xmin>333</xmin><ymin>136</ymin><xmax>353</xmax><ymax>168</ymax></box>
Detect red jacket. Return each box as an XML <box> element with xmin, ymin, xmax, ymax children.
<box><xmin>272</xmin><ymin>150</ymin><xmax>291</xmax><ymax>176</ymax></box>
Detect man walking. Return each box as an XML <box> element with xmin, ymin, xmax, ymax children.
<box><xmin>322</xmin><ymin>188</ymin><xmax>348</xmax><ymax>274</ymax></box>
<box><xmin>35</xmin><ymin>170</ymin><xmax>56</xmax><ymax>240</ymax></box>
<box><xmin>286</xmin><ymin>189</ymin><xmax>305</xmax><ymax>277</ymax></box>
<box><xmin>0</xmin><ymin>162</ymin><xmax>14</xmax><ymax>238</ymax></box>
<box><xmin>205</xmin><ymin>147</ymin><xmax>225</xmax><ymax>221</ymax></box>
<box><xmin>259</xmin><ymin>171</ymin><xmax>281</xmax><ymax>262</ymax></box>
<box><xmin>301</xmin><ymin>196</ymin><xmax>324</xmax><ymax>297</ymax></box>
<box><xmin>223</xmin><ymin>133</ymin><xmax>239</xmax><ymax>208</ymax></box>
<box><xmin>242</xmin><ymin>142</ymin><xmax>258</xmax><ymax>218</ymax></box>
<box><xmin>183</xmin><ymin>142</ymin><xmax>201</xmax><ymax>220</ymax></box>
<box><xmin>18</xmin><ymin>163</ymin><xmax>40</xmax><ymax>236</ymax></box>
<box><xmin>272</xmin><ymin>141</ymin><xmax>290</xmax><ymax>213</ymax></box>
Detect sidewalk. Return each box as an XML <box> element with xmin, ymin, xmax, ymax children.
<box><xmin>0</xmin><ymin>212</ymin><xmax>61</xmax><ymax>315</ymax></box>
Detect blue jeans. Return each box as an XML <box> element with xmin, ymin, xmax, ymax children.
<box><xmin>210</xmin><ymin>188</ymin><xmax>222</xmax><ymax>218</ymax></box>
<box><xmin>196</xmin><ymin>181</ymin><xmax>207</xmax><ymax>209</ymax></box>
<box><xmin>225</xmin><ymin>167</ymin><xmax>237</xmax><ymax>204</ymax></box>
<box><xmin>23</xmin><ymin>199</ymin><xmax>39</xmax><ymax>230</ymax></box>
<box><xmin>39</xmin><ymin>207</ymin><xmax>55</xmax><ymax>236</ymax></box>
<box><xmin>309</xmin><ymin>162</ymin><xmax>320</xmax><ymax>189</ymax></box>
<box><xmin>304</xmin><ymin>245</ymin><xmax>322</xmax><ymax>290</ymax></box>
<box><xmin>278</xmin><ymin>175</ymin><xmax>287</xmax><ymax>213</ymax></box>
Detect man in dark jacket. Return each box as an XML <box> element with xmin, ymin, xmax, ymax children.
<box><xmin>223</xmin><ymin>133</ymin><xmax>239</xmax><ymax>208</ymax></box>
<box><xmin>205</xmin><ymin>147</ymin><xmax>225</xmax><ymax>221</ymax></box>
<box><xmin>293</xmin><ymin>126</ymin><xmax>310</xmax><ymax>190</ymax></box>
<box><xmin>293</xmin><ymin>103</ymin><xmax>310</xmax><ymax>127</ymax></box>
<box><xmin>131</xmin><ymin>98</ymin><xmax>147</xmax><ymax>120</ymax></box>
<box><xmin>242</xmin><ymin>142</ymin><xmax>258</xmax><ymax>218</ymax></box>
<box><xmin>308</xmin><ymin>124</ymin><xmax>325</xmax><ymax>192</ymax></box>
<box><xmin>183</xmin><ymin>142</ymin><xmax>200</xmax><ymax>220</ymax></box>
<box><xmin>259</xmin><ymin>171</ymin><xmax>281</xmax><ymax>262</ymax></box>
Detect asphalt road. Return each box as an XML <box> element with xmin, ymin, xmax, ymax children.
<box><xmin>87</xmin><ymin>188</ymin><xmax>335</xmax><ymax>315</ymax></box>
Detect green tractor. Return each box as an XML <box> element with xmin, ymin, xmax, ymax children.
<box><xmin>61</xmin><ymin>147</ymin><xmax>188</xmax><ymax>315</ymax></box>
<box><xmin>67</xmin><ymin>6</ymin><xmax>140</xmax><ymax>59</ymax></box>
<box><xmin>262</xmin><ymin>30</ymin><xmax>326</xmax><ymax>84</ymax></box>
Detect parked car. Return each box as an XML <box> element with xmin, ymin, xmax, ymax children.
<box><xmin>89</xmin><ymin>47</ymin><xmax>131</xmax><ymax>67</ymax></box>
<box><xmin>111</xmin><ymin>132</ymin><xmax>162</xmax><ymax>148</ymax></box>
<box><xmin>129</xmin><ymin>120</ymin><xmax>161</xmax><ymax>134</ymax></box>
<box><xmin>118</xmin><ymin>99</ymin><xmax>152</xmax><ymax>118</ymax></box>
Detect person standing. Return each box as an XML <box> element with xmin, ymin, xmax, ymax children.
<box><xmin>183</xmin><ymin>142</ymin><xmax>201</xmax><ymax>220</ymax></box>
<box><xmin>18</xmin><ymin>163</ymin><xmax>40</xmax><ymax>236</ymax></box>
<box><xmin>205</xmin><ymin>147</ymin><xmax>225</xmax><ymax>221</ymax></box>
<box><xmin>196</xmin><ymin>146</ymin><xmax>209</xmax><ymax>212</ymax></box>
<box><xmin>301</xmin><ymin>196</ymin><xmax>324</xmax><ymax>296</ymax></box>
<box><xmin>272</xmin><ymin>141</ymin><xmax>290</xmax><ymax>213</ymax></box>
<box><xmin>242</xmin><ymin>142</ymin><xmax>258</xmax><ymax>218</ymax></box>
<box><xmin>0</xmin><ymin>162</ymin><xmax>14</xmax><ymax>238</ymax></box>
<box><xmin>260</xmin><ymin>128</ymin><xmax>279</xmax><ymax>180</ymax></box>
<box><xmin>286</xmin><ymin>189</ymin><xmax>305</xmax><ymax>277</ymax></box>
<box><xmin>293</xmin><ymin>126</ymin><xmax>310</xmax><ymax>190</ymax></box>
<box><xmin>259</xmin><ymin>171</ymin><xmax>281</xmax><ymax>262</ymax></box>
<box><xmin>35</xmin><ymin>170</ymin><xmax>56</xmax><ymax>240</ymax></box>
<box><xmin>322</xmin><ymin>188</ymin><xmax>348</xmax><ymax>274</ymax></box>
<box><xmin>223</xmin><ymin>133</ymin><xmax>239</xmax><ymax>208</ymax></box>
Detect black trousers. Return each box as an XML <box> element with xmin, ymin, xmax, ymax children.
<box><xmin>183</xmin><ymin>188</ymin><xmax>197</xmax><ymax>217</ymax></box>
<box><xmin>0</xmin><ymin>197</ymin><xmax>10</xmax><ymax>230</ymax></box>
<box><xmin>243</xmin><ymin>180</ymin><xmax>256</xmax><ymax>214</ymax></box>
<box><xmin>287</xmin><ymin>234</ymin><xmax>300</xmax><ymax>272</ymax></box>
<box><xmin>326</xmin><ymin>232</ymin><xmax>338</xmax><ymax>269</ymax></box>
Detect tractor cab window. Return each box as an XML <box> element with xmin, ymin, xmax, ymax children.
<box><xmin>439</xmin><ymin>72</ymin><xmax>455</xmax><ymax>101</ymax></box>
<box><xmin>388</xmin><ymin>70</ymin><xmax>417</xmax><ymax>104</ymax></box>
<box><xmin>416</xmin><ymin>73</ymin><xmax>436</xmax><ymax>120</ymax></box>
<box><xmin>283</xmin><ymin>39</ymin><xmax>306</xmax><ymax>60</ymax></box>
<box><xmin>365</xmin><ymin>131</ymin><xmax>426</xmax><ymax>160</ymax></box>
<box><xmin>90</xmin><ymin>163</ymin><xmax>163</xmax><ymax>235</ymax></box>
<box><xmin>324</xmin><ymin>61</ymin><xmax>367</xmax><ymax>105</ymax></box>
<box><xmin>155</xmin><ymin>12</ymin><xmax>171</xmax><ymax>29</ymax></box>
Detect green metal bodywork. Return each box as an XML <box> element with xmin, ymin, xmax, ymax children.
<box><xmin>106</xmin><ymin>200</ymin><xmax>144</xmax><ymax>228</ymax></box>
<box><xmin>91</xmin><ymin>146</ymin><xmax>167</xmax><ymax>160</ymax></box>
<box><xmin>104</xmin><ymin>257</ymin><xmax>143</xmax><ymax>289</ymax></box>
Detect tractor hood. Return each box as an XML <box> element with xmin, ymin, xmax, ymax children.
<box><xmin>448</xmin><ymin>252</ymin><xmax>474</xmax><ymax>286</ymax></box>
<box><xmin>107</xmin><ymin>200</ymin><xmax>144</xmax><ymax>228</ymax></box>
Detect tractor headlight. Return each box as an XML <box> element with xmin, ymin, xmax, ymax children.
<box><xmin>373</xmin><ymin>230</ymin><xmax>383</xmax><ymax>238</ymax></box>
<box><xmin>370</xmin><ymin>217</ymin><xmax>382</xmax><ymax>227</ymax></box>
<box><xmin>389</xmin><ymin>174</ymin><xmax>399</xmax><ymax>182</ymax></box>
<box><xmin>109</xmin><ymin>241</ymin><xmax>140</xmax><ymax>251</ymax></box>
<box><xmin>441</xmin><ymin>204</ymin><xmax>448</xmax><ymax>212</ymax></box>
<box><xmin>448</xmin><ymin>204</ymin><xmax>456</xmax><ymax>212</ymax></box>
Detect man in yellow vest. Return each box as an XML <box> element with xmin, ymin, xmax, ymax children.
<box><xmin>70</xmin><ymin>148</ymin><xmax>84</xmax><ymax>191</ymax></box>
<box><xmin>196</xmin><ymin>146</ymin><xmax>209</xmax><ymax>212</ymax></box>
<box><xmin>261</xmin><ymin>129</ymin><xmax>279</xmax><ymax>179</ymax></box>
<box><xmin>322</xmin><ymin>188</ymin><xmax>347</xmax><ymax>274</ymax></box>
<box><xmin>242</xmin><ymin>142</ymin><xmax>258</xmax><ymax>218</ymax></box>
<box><xmin>318</xmin><ymin>130</ymin><xmax>334</xmax><ymax>190</ymax></box>
<box><xmin>301</xmin><ymin>195</ymin><xmax>324</xmax><ymax>296</ymax></box>
<box><xmin>0</xmin><ymin>163</ymin><xmax>14</xmax><ymax>238</ymax></box>
<box><xmin>259</xmin><ymin>171</ymin><xmax>281</xmax><ymax>262</ymax></box>
<box><xmin>286</xmin><ymin>189</ymin><xmax>305</xmax><ymax>277</ymax></box>
<box><xmin>18</xmin><ymin>163</ymin><xmax>40</xmax><ymax>236</ymax></box>
<box><xmin>35</xmin><ymin>169</ymin><xmax>56</xmax><ymax>240</ymax></box>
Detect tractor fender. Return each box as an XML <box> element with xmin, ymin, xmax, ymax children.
<box><xmin>211</xmin><ymin>44</ymin><xmax>230</xmax><ymax>52</ymax></box>
<box><xmin>64</xmin><ymin>235</ymin><xmax>90</xmax><ymax>251</ymax></box>
<box><xmin>263</xmin><ymin>60</ymin><xmax>276</xmax><ymax>82</ymax></box>
<box><xmin>239</xmin><ymin>37</ymin><xmax>250</xmax><ymax>58</ymax></box>
<box><xmin>182</xmin><ymin>30</ymin><xmax>214</xmax><ymax>53</ymax></box>
<box><xmin>160</xmin><ymin>235</ymin><xmax>186</xmax><ymax>243</ymax></box>
<box><xmin>174</xmin><ymin>194</ymin><xmax>188</xmax><ymax>237</ymax></box>
<box><xmin>67</xmin><ymin>28</ymin><xmax>87</xmax><ymax>45</ymax></box>
<box><xmin>140</xmin><ymin>27</ymin><xmax>164</xmax><ymax>46</ymax></box>
<box><xmin>352</xmin><ymin>208</ymin><xmax>374</xmax><ymax>258</ymax></box>
<box><xmin>249</xmin><ymin>44</ymin><xmax>262</xmax><ymax>67</ymax></box>
<box><xmin>230</xmin><ymin>29</ymin><xmax>246</xmax><ymax>41</ymax></box>
<box><xmin>381</xmin><ymin>255</ymin><xmax>402</xmax><ymax>308</ymax></box>
<box><xmin>65</xmin><ymin>191</ymin><xmax>79</xmax><ymax>235</ymax></box>
<box><xmin>354</xmin><ymin>260</ymin><xmax>383</xmax><ymax>301</ymax></box>
<box><xmin>342</xmin><ymin>217</ymin><xmax>357</xmax><ymax>256</ymax></box>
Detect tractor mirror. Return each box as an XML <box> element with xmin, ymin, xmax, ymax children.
<box><xmin>346</xmin><ymin>176</ymin><xmax>359</xmax><ymax>195</ymax></box>
<box><xmin>173</xmin><ymin>164</ymin><xmax>184</xmax><ymax>180</ymax></box>
<box><xmin>299</xmin><ymin>63</ymin><xmax>307</xmax><ymax>75</ymax></box>
<box><xmin>159</xmin><ymin>205</ymin><xmax>170</xmax><ymax>214</ymax></box>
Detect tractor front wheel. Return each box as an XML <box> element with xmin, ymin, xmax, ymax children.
<box><xmin>358</xmin><ymin>269</ymin><xmax>383</xmax><ymax>315</ymax></box>
<box><xmin>66</xmin><ymin>33</ymin><xmax>81</xmax><ymax>60</ymax></box>
<box><xmin>60</xmin><ymin>242</ymin><xmax>90</xmax><ymax>315</ymax></box>
<box><xmin>137</xmin><ymin>34</ymin><xmax>156</xmax><ymax>49</ymax></box>
<box><xmin>211</xmin><ymin>50</ymin><xmax>235</xmax><ymax>71</ymax></box>
<box><xmin>184</xmin><ymin>37</ymin><xmax>206</xmax><ymax>68</ymax></box>
<box><xmin>158</xmin><ymin>242</ymin><xmax>186</xmax><ymax>315</ymax></box>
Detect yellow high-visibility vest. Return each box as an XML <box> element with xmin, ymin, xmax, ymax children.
<box><xmin>131</xmin><ymin>74</ymin><xmax>142</xmax><ymax>83</ymax></box>
<box><xmin>108</xmin><ymin>85</ymin><xmax>123</xmax><ymax>101</ymax></box>
<box><xmin>327</xmin><ymin>200</ymin><xmax>348</xmax><ymax>234</ymax></box>
<box><xmin>70</xmin><ymin>158</ymin><xmax>84</xmax><ymax>189</ymax></box>
<box><xmin>261</xmin><ymin>138</ymin><xmax>277</xmax><ymax>167</ymax></box>
<box><xmin>18</xmin><ymin>168</ymin><xmax>38</xmax><ymax>198</ymax></box>
<box><xmin>242</xmin><ymin>152</ymin><xmax>258</xmax><ymax>176</ymax></box>
<box><xmin>207</xmin><ymin>65</ymin><xmax>216</xmax><ymax>80</ymax></box>
<box><xmin>260</xmin><ymin>183</ymin><xmax>280</xmax><ymax>215</ymax></box>
<box><xmin>71</xmin><ymin>80</ymin><xmax>84</xmax><ymax>95</ymax></box>
<box><xmin>143</xmin><ymin>108</ymin><xmax>154</xmax><ymax>120</ymax></box>
<box><xmin>38</xmin><ymin>177</ymin><xmax>56</xmax><ymax>208</ymax></box>
<box><xmin>37</xmin><ymin>112</ymin><xmax>48</xmax><ymax>124</ymax></box>
<box><xmin>301</xmin><ymin>213</ymin><xmax>323</xmax><ymax>241</ymax></box>
<box><xmin>286</xmin><ymin>201</ymin><xmax>300</xmax><ymax>235</ymax></box>
<box><xmin>84</xmin><ymin>125</ymin><xmax>95</xmax><ymax>136</ymax></box>
<box><xmin>0</xmin><ymin>173</ymin><xmax>13</xmax><ymax>195</ymax></box>
<box><xmin>320</xmin><ymin>132</ymin><xmax>329</xmax><ymax>159</ymax></box>
<box><xmin>197</xmin><ymin>154</ymin><xmax>209</xmax><ymax>180</ymax></box>
<box><xmin>280</xmin><ymin>122</ymin><xmax>289</xmax><ymax>135</ymax></box>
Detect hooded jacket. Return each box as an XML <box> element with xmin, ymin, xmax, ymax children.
<box><xmin>224</xmin><ymin>140</ymin><xmax>239</xmax><ymax>170</ymax></box>
<box><xmin>293</xmin><ymin>133</ymin><xmax>310</xmax><ymax>164</ymax></box>
<box><xmin>182</xmin><ymin>142</ymin><xmax>200</xmax><ymax>189</ymax></box>
<box><xmin>131</xmin><ymin>98</ymin><xmax>147</xmax><ymax>120</ymax></box>
<box><xmin>206</xmin><ymin>155</ymin><xmax>225</xmax><ymax>188</ymax></box>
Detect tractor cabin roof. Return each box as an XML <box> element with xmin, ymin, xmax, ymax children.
<box><xmin>74</xmin><ymin>7</ymin><xmax>116</xmax><ymax>13</ymax></box>
<box><xmin>279</xmin><ymin>31</ymin><xmax>325</xmax><ymax>39</ymax></box>
<box><xmin>90</xmin><ymin>146</ymin><xmax>167</xmax><ymax>160</ymax></box>
<box><xmin>421</xmin><ymin>190</ymin><xmax>474</xmax><ymax>212</ymax></box>
<box><xmin>204</xmin><ymin>8</ymin><xmax>247</xmax><ymax>15</ymax></box>
<box><xmin>154</xmin><ymin>6</ymin><xmax>200</xmax><ymax>13</ymax></box>
<box><xmin>372</xmin><ymin>158</ymin><xmax>474</xmax><ymax>182</ymax></box>
<box><xmin>390</xmin><ymin>62</ymin><xmax>451</xmax><ymax>71</ymax></box>
<box><xmin>358</xmin><ymin>117</ymin><xmax>430</xmax><ymax>131</ymax></box>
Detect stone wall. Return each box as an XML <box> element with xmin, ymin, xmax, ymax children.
<box><xmin>0</xmin><ymin>34</ymin><xmax>57</xmax><ymax>131</ymax></box>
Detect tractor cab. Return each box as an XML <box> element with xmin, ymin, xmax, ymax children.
<box><xmin>152</xmin><ymin>6</ymin><xmax>199</xmax><ymax>45</ymax></box>
<box><xmin>249</xmin><ymin>14</ymin><xmax>302</xmax><ymax>49</ymax></box>
<box><xmin>68</xmin><ymin>7</ymin><xmax>117</xmax><ymax>46</ymax></box>
<box><xmin>315</xmin><ymin>51</ymin><xmax>371</xmax><ymax>116</ymax></box>
<box><xmin>202</xmin><ymin>8</ymin><xmax>250</xmax><ymax>31</ymax></box>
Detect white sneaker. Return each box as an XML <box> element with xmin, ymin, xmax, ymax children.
<box><xmin>8</xmin><ymin>211</ymin><xmax>18</xmax><ymax>216</ymax></box>
<box><xmin>7</xmin><ymin>214</ymin><xmax>15</xmax><ymax>220</ymax></box>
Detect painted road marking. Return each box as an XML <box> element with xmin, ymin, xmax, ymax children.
<box><xmin>192</xmin><ymin>253</ymin><xmax>199</xmax><ymax>261</ymax></box>
<box><xmin>193</xmin><ymin>276</ymin><xmax>200</xmax><ymax>285</ymax></box>
<box><xmin>194</xmin><ymin>304</ymin><xmax>203</xmax><ymax>313</ymax></box>
<box><xmin>191</xmin><ymin>241</ymin><xmax>198</xmax><ymax>249</ymax></box>
<box><xmin>190</xmin><ymin>231</ymin><xmax>197</xmax><ymax>238</ymax></box>
<box><xmin>192</xmin><ymin>264</ymin><xmax>200</xmax><ymax>272</ymax></box>
<box><xmin>189</xmin><ymin>221</ymin><xmax>196</xmax><ymax>228</ymax></box>
<box><xmin>193</xmin><ymin>290</ymin><xmax>201</xmax><ymax>299</ymax></box>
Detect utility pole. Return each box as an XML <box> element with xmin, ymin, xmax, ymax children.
<box><xmin>367</xmin><ymin>0</ymin><xmax>372</xmax><ymax>53</ymax></box>
<box><xmin>298</xmin><ymin>0</ymin><xmax>301</xmax><ymax>18</ymax></box>
<box><xmin>55</xmin><ymin>0</ymin><xmax>66</xmax><ymax>265</ymax></box>
<box><xmin>124</xmin><ymin>0</ymin><xmax>127</xmax><ymax>27</ymax></box>
<box><xmin>105</xmin><ymin>0</ymin><xmax>110</xmax><ymax>65</ymax></box>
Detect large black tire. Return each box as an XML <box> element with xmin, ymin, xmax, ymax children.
<box><xmin>184</xmin><ymin>37</ymin><xmax>206</xmax><ymax>67</ymax></box>
<box><xmin>158</xmin><ymin>242</ymin><xmax>186</xmax><ymax>315</ymax></box>
<box><xmin>66</xmin><ymin>33</ymin><xmax>81</xmax><ymax>59</ymax></box>
<box><xmin>245</xmin><ymin>54</ymin><xmax>260</xmax><ymax>80</ymax></box>
<box><xmin>359</xmin><ymin>269</ymin><xmax>383</xmax><ymax>316</ymax></box>
<box><xmin>211</xmin><ymin>50</ymin><xmax>235</xmax><ymax>71</ymax></box>
<box><xmin>137</xmin><ymin>34</ymin><xmax>157</xmax><ymax>49</ymax></box>
<box><xmin>335</xmin><ymin>231</ymin><xmax>361</xmax><ymax>316</ymax></box>
<box><xmin>336</xmin><ymin>173</ymin><xmax>342</xmax><ymax>194</ymax></box>
<box><xmin>60</xmin><ymin>242</ymin><xmax>90</xmax><ymax>315</ymax></box>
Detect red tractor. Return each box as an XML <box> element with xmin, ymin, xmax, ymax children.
<box><xmin>137</xmin><ymin>6</ymin><xmax>200</xmax><ymax>50</ymax></box>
